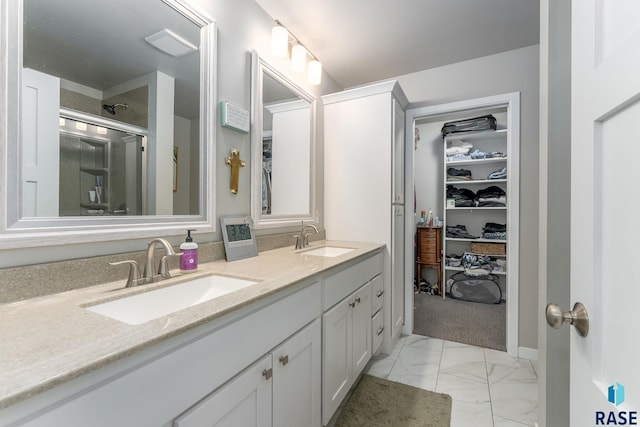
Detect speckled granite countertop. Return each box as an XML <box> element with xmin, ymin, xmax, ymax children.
<box><xmin>0</xmin><ymin>240</ymin><xmax>383</xmax><ymax>410</ymax></box>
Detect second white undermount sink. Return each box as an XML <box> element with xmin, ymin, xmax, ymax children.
<box><xmin>302</xmin><ymin>246</ymin><xmax>355</xmax><ymax>257</ymax></box>
<box><xmin>87</xmin><ymin>274</ymin><xmax>257</xmax><ymax>325</ymax></box>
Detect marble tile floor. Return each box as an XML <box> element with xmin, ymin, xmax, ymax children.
<box><xmin>365</xmin><ymin>334</ymin><xmax>538</xmax><ymax>427</ymax></box>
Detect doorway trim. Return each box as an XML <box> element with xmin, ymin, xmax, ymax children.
<box><xmin>404</xmin><ymin>92</ymin><xmax>520</xmax><ymax>356</ymax></box>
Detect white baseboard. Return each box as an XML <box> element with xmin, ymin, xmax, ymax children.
<box><xmin>518</xmin><ymin>346</ymin><xmax>538</xmax><ymax>360</ymax></box>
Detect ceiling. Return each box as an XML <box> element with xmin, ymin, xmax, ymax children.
<box><xmin>23</xmin><ymin>0</ymin><xmax>201</xmax><ymax>119</ymax></box>
<box><xmin>254</xmin><ymin>0</ymin><xmax>540</xmax><ymax>88</ymax></box>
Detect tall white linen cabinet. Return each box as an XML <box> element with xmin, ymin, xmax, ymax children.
<box><xmin>323</xmin><ymin>81</ymin><xmax>408</xmax><ymax>355</ymax></box>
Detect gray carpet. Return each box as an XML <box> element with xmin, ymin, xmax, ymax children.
<box><xmin>335</xmin><ymin>374</ymin><xmax>452</xmax><ymax>427</ymax></box>
<box><xmin>413</xmin><ymin>293</ymin><xmax>506</xmax><ymax>351</ymax></box>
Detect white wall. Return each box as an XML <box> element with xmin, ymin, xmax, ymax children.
<box><xmin>392</xmin><ymin>45</ymin><xmax>540</xmax><ymax>349</ymax></box>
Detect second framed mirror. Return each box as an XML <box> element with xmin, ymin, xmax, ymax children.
<box><xmin>250</xmin><ymin>50</ymin><xmax>317</xmax><ymax>228</ymax></box>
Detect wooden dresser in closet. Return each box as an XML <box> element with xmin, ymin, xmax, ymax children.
<box><xmin>416</xmin><ymin>226</ymin><xmax>442</xmax><ymax>296</ymax></box>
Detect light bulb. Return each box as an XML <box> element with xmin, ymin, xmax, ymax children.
<box><xmin>307</xmin><ymin>60</ymin><xmax>322</xmax><ymax>85</ymax></box>
<box><xmin>271</xmin><ymin>25</ymin><xmax>288</xmax><ymax>58</ymax></box>
<box><xmin>291</xmin><ymin>44</ymin><xmax>307</xmax><ymax>72</ymax></box>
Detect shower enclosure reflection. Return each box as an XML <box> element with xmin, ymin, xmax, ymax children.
<box><xmin>59</xmin><ymin>114</ymin><xmax>146</xmax><ymax>216</ymax></box>
<box><xmin>19</xmin><ymin>0</ymin><xmax>202</xmax><ymax>220</ymax></box>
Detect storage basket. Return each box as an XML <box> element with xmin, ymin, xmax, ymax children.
<box><xmin>470</xmin><ymin>242</ymin><xmax>506</xmax><ymax>255</ymax></box>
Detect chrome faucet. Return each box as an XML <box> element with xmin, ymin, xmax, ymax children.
<box><xmin>294</xmin><ymin>222</ymin><xmax>319</xmax><ymax>249</ymax></box>
<box><xmin>144</xmin><ymin>238</ymin><xmax>179</xmax><ymax>283</ymax></box>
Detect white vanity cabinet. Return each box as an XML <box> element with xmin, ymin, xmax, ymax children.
<box><xmin>4</xmin><ymin>281</ymin><xmax>321</xmax><ymax>427</ymax></box>
<box><xmin>321</xmin><ymin>252</ymin><xmax>382</xmax><ymax>425</ymax></box>
<box><xmin>174</xmin><ymin>319</ymin><xmax>321</xmax><ymax>427</ymax></box>
<box><xmin>1</xmin><ymin>248</ymin><xmax>384</xmax><ymax>427</ymax></box>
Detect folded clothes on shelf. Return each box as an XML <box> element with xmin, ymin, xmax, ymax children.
<box><xmin>447</xmin><ymin>185</ymin><xmax>476</xmax><ymax>207</ymax></box>
<box><xmin>447</xmin><ymin>167</ymin><xmax>472</xmax><ymax>181</ymax></box>
<box><xmin>446</xmin><ymin>224</ymin><xmax>479</xmax><ymax>239</ymax></box>
<box><xmin>445</xmin><ymin>140</ymin><xmax>473</xmax><ymax>156</ymax></box>
<box><xmin>482</xmin><ymin>222</ymin><xmax>507</xmax><ymax>240</ymax></box>
<box><xmin>475</xmin><ymin>186</ymin><xmax>506</xmax><ymax>207</ymax></box>
<box><xmin>483</xmin><ymin>222</ymin><xmax>506</xmax><ymax>233</ymax></box>
<box><xmin>470</xmin><ymin>149</ymin><xmax>492</xmax><ymax>159</ymax></box>
<box><xmin>488</xmin><ymin>166</ymin><xmax>507</xmax><ymax>180</ymax></box>
<box><xmin>447</xmin><ymin>153</ymin><xmax>472</xmax><ymax>162</ymax></box>
<box><xmin>483</xmin><ymin>231</ymin><xmax>507</xmax><ymax>239</ymax></box>
<box><xmin>445</xmin><ymin>254</ymin><xmax>462</xmax><ymax>267</ymax></box>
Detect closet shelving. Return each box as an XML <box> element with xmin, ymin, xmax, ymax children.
<box><xmin>79</xmin><ymin>138</ymin><xmax>110</xmax><ymax>212</ymax></box>
<box><xmin>442</xmin><ymin>127</ymin><xmax>513</xmax><ymax>298</ymax></box>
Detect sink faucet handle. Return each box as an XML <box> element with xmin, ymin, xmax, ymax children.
<box><xmin>109</xmin><ymin>260</ymin><xmax>142</xmax><ymax>288</ymax></box>
<box><xmin>158</xmin><ymin>253</ymin><xmax>182</xmax><ymax>279</ymax></box>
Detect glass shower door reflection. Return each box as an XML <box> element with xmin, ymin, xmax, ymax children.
<box><xmin>58</xmin><ymin>117</ymin><xmax>145</xmax><ymax>216</ymax></box>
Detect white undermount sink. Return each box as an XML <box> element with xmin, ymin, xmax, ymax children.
<box><xmin>87</xmin><ymin>274</ymin><xmax>257</xmax><ymax>325</ymax></box>
<box><xmin>302</xmin><ymin>246</ymin><xmax>355</xmax><ymax>257</ymax></box>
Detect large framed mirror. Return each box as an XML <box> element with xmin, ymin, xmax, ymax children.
<box><xmin>0</xmin><ymin>0</ymin><xmax>216</xmax><ymax>248</ymax></box>
<box><xmin>250</xmin><ymin>51</ymin><xmax>317</xmax><ymax>228</ymax></box>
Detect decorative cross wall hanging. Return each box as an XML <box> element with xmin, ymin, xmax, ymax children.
<box><xmin>225</xmin><ymin>148</ymin><xmax>245</xmax><ymax>194</ymax></box>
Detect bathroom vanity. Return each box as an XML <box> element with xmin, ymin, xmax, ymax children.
<box><xmin>0</xmin><ymin>241</ymin><xmax>383</xmax><ymax>427</ymax></box>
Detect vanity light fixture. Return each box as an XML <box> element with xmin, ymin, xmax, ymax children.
<box><xmin>270</xmin><ymin>20</ymin><xmax>322</xmax><ymax>85</ymax></box>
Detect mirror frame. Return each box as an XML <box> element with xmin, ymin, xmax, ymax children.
<box><xmin>250</xmin><ymin>50</ymin><xmax>317</xmax><ymax>229</ymax></box>
<box><xmin>0</xmin><ymin>0</ymin><xmax>217</xmax><ymax>249</ymax></box>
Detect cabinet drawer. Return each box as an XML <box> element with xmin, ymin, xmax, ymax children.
<box><xmin>420</xmin><ymin>229</ymin><xmax>438</xmax><ymax>240</ymax></box>
<box><xmin>372</xmin><ymin>310</ymin><xmax>384</xmax><ymax>354</ymax></box>
<box><xmin>420</xmin><ymin>253</ymin><xmax>438</xmax><ymax>263</ymax></box>
<box><xmin>323</xmin><ymin>252</ymin><xmax>383</xmax><ymax>310</ymax></box>
<box><xmin>419</xmin><ymin>242</ymin><xmax>437</xmax><ymax>253</ymax></box>
<box><xmin>371</xmin><ymin>275</ymin><xmax>383</xmax><ymax>314</ymax></box>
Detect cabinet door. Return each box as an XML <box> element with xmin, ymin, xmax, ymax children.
<box><xmin>273</xmin><ymin>319</ymin><xmax>321</xmax><ymax>427</ymax></box>
<box><xmin>322</xmin><ymin>298</ymin><xmax>351</xmax><ymax>425</ymax></box>
<box><xmin>351</xmin><ymin>282</ymin><xmax>372</xmax><ymax>375</ymax></box>
<box><xmin>173</xmin><ymin>355</ymin><xmax>272</xmax><ymax>427</ymax></box>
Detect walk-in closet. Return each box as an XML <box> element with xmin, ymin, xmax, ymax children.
<box><xmin>407</xmin><ymin>93</ymin><xmax>520</xmax><ymax>354</ymax></box>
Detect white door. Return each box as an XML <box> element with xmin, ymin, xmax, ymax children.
<box><xmin>322</xmin><ymin>298</ymin><xmax>351</xmax><ymax>425</ymax></box>
<box><xmin>272</xmin><ymin>319</ymin><xmax>321</xmax><ymax>427</ymax></box>
<box><xmin>21</xmin><ymin>68</ymin><xmax>60</xmax><ymax>217</ymax></box>
<box><xmin>173</xmin><ymin>355</ymin><xmax>272</xmax><ymax>427</ymax></box>
<box><xmin>565</xmin><ymin>1</ymin><xmax>640</xmax><ymax>425</ymax></box>
<box><xmin>351</xmin><ymin>282</ymin><xmax>372</xmax><ymax>375</ymax></box>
